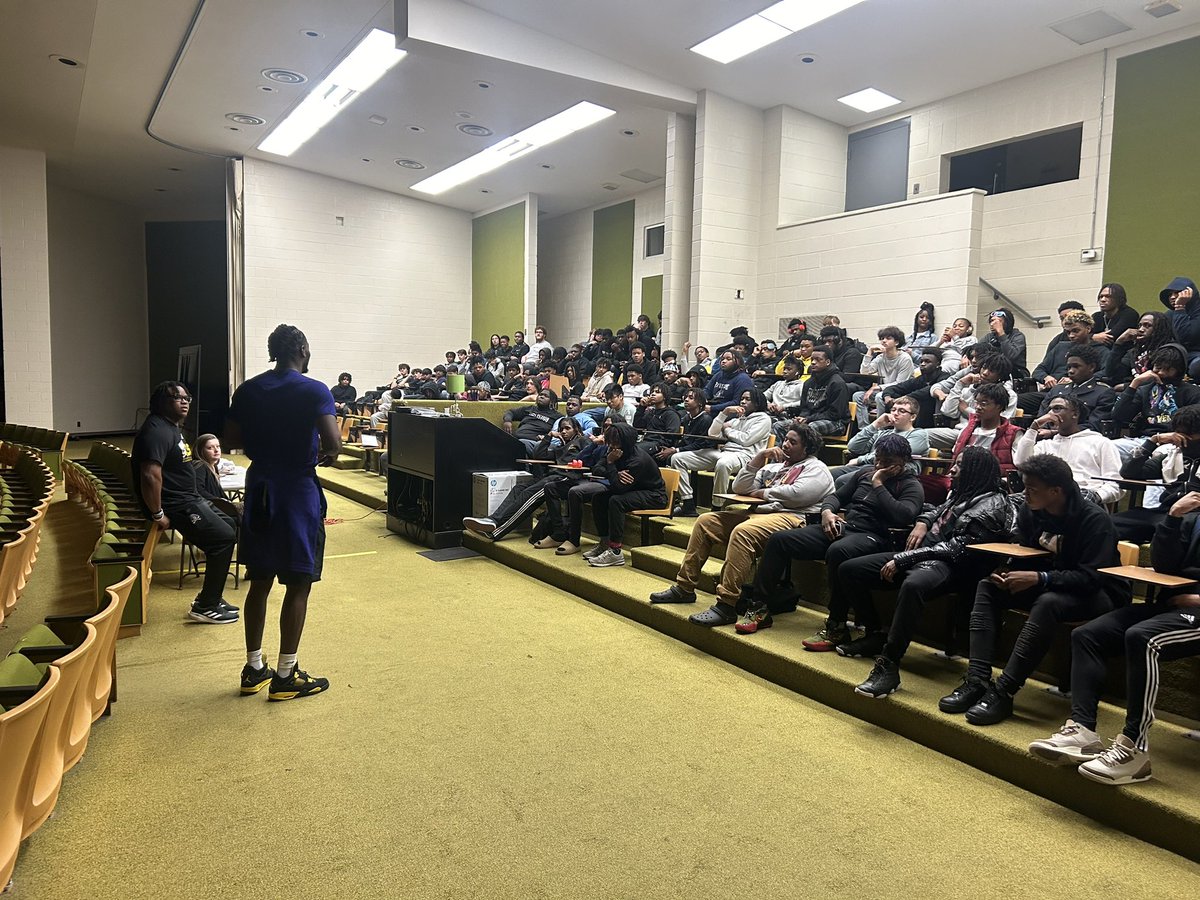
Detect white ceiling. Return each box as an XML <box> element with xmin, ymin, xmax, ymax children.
<box><xmin>2</xmin><ymin>0</ymin><xmax>1199</xmax><ymax>221</ymax></box>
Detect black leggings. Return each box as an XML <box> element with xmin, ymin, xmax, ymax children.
<box><xmin>968</xmin><ymin>581</ymin><xmax>1115</xmax><ymax>694</ymax></box>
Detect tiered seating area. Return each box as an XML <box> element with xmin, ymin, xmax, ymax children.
<box><xmin>0</xmin><ymin>424</ymin><xmax>69</xmax><ymax>479</ymax></box>
<box><xmin>63</xmin><ymin>442</ymin><xmax>161</xmax><ymax>634</ymax></box>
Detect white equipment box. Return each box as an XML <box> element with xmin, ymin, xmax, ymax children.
<box><xmin>472</xmin><ymin>470</ymin><xmax>534</xmax><ymax>517</ymax></box>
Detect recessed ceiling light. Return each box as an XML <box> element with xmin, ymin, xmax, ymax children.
<box><xmin>620</xmin><ymin>128</ymin><xmax>639</xmax><ymax>137</ymax></box>
<box><xmin>837</xmin><ymin>87</ymin><xmax>902</xmax><ymax>113</ymax></box>
<box><xmin>300</xmin><ymin>28</ymin><xmax>324</xmax><ymax>38</ymax></box>
<box><xmin>257</xmin><ymin>85</ymin><xmax>278</xmax><ymax>93</ymax></box>
<box><xmin>368</xmin><ymin>114</ymin><xmax>387</xmax><ymax>126</ymax></box>
<box><xmin>50</xmin><ymin>54</ymin><xmax>81</xmax><ymax>67</ymax></box>
<box><xmin>262</xmin><ymin>68</ymin><xmax>307</xmax><ymax>84</ymax></box>
<box><xmin>412</xmin><ymin>101</ymin><xmax>615</xmax><ymax>195</ymax></box>
<box><xmin>797</xmin><ymin>52</ymin><xmax>818</xmax><ymax>64</ymax></box>
<box><xmin>407</xmin><ymin>124</ymin><xmax>425</xmax><ymax>133</ymax></box>
<box><xmin>226</xmin><ymin>113</ymin><xmax>265</xmax><ymax>126</ymax></box>
<box><xmin>394</xmin><ymin>158</ymin><xmax>425</xmax><ymax>169</ymax></box>
<box><xmin>476</xmin><ymin>81</ymin><xmax>492</xmax><ymax>89</ymax></box>
<box><xmin>259</xmin><ymin>28</ymin><xmax>406</xmax><ymax>156</ymax></box>
<box><xmin>602</xmin><ymin>183</ymin><xmax>619</xmax><ymax>191</ymax></box>
<box><xmin>690</xmin><ymin>0</ymin><xmax>865</xmax><ymax>64</ymax></box>
<box><xmin>540</xmin><ymin>164</ymin><xmax>555</xmax><ymax>170</ymax></box>
<box><xmin>457</xmin><ymin>123</ymin><xmax>493</xmax><ymax>137</ymax></box>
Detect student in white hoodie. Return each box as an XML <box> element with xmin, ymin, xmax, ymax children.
<box><xmin>1011</xmin><ymin>395</ymin><xmax>1121</xmax><ymax>504</ymax></box>
<box><xmin>670</xmin><ymin>387</ymin><xmax>772</xmax><ymax>516</ymax></box>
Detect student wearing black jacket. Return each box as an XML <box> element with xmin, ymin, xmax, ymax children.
<box><xmin>634</xmin><ymin>383</ymin><xmax>682</xmax><ymax>454</ymax></box>
<box><xmin>975</xmin><ymin>308</ymin><xmax>1028</xmax><ymax>379</ymax></box>
<box><xmin>942</xmin><ymin>455</ymin><xmax>1129</xmax><ymax>726</ymax></box>
<box><xmin>1110</xmin><ymin>344</ymin><xmax>1200</xmax><ymax>455</ymax></box>
<box><xmin>772</xmin><ymin>347</ymin><xmax>850</xmax><ymax>442</ymax></box>
<box><xmin>502</xmin><ymin>389</ymin><xmax>559</xmax><ymax>453</ymax></box>
<box><xmin>1028</xmin><ymin>489</ymin><xmax>1200</xmax><ymax>785</ymax></box>
<box><xmin>744</xmin><ymin>434</ymin><xmax>924</xmax><ymax>643</ymax></box>
<box><xmin>1035</xmin><ymin>344</ymin><xmax>1115</xmax><ymax>430</ymax></box>
<box><xmin>880</xmin><ymin>348</ymin><xmax>944</xmax><ymax>428</ymax></box>
<box><xmin>1113</xmin><ymin>404</ymin><xmax>1200</xmax><ymax>542</ymax></box>
<box><xmin>554</xmin><ymin>421</ymin><xmax>666</xmax><ymax>566</ymax></box>
<box><xmin>1090</xmin><ymin>283</ymin><xmax>1139</xmax><ymax>349</ymax></box>
<box><xmin>654</xmin><ymin>389</ymin><xmax>713</xmax><ymax>464</ymax></box>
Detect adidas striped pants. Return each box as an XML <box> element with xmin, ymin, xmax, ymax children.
<box><xmin>1070</xmin><ymin>604</ymin><xmax>1200</xmax><ymax>750</ymax></box>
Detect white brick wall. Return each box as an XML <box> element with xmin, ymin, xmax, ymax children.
<box><xmin>0</xmin><ymin>146</ymin><xmax>53</xmax><ymax>427</ymax></box>
<box><xmin>691</xmin><ymin>91</ymin><xmax>763</xmax><ymax>351</ymax></box>
<box><xmin>632</xmin><ymin>186</ymin><xmax>665</xmax><ymax>323</ymax></box>
<box><xmin>760</xmin><ymin>190</ymin><xmax>985</xmax><ymax>342</ymax></box>
<box><xmin>47</xmin><ymin>184</ymin><xmax>148</xmax><ymax>434</ymax></box>
<box><xmin>776</xmin><ymin>106</ymin><xmax>848</xmax><ymax>225</ymax></box>
<box><xmin>661</xmin><ymin>112</ymin><xmax>695</xmax><ymax>350</ymax></box>
<box><xmin>242</xmin><ymin>158</ymin><xmax>472</xmax><ymax>386</ymax></box>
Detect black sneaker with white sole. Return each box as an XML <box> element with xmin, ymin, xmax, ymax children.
<box><xmin>855</xmin><ymin>656</ymin><xmax>901</xmax><ymax>698</ymax></box>
<box><xmin>188</xmin><ymin>601</ymin><xmax>239</xmax><ymax>624</ymax></box>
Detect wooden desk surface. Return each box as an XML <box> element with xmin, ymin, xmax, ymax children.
<box><xmin>711</xmin><ymin>493</ymin><xmax>767</xmax><ymax>505</ymax></box>
<box><xmin>1098</xmin><ymin>566</ymin><xmax>1198</xmax><ymax>587</ymax></box>
<box><xmin>969</xmin><ymin>543</ymin><xmax>1051</xmax><ymax>558</ymax></box>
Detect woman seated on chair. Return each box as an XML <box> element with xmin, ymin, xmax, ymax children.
<box><xmin>192</xmin><ymin>433</ymin><xmax>242</xmax><ymax>517</ymax></box>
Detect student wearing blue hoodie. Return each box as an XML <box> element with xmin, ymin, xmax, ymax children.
<box><xmin>1160</xmin><ymin>276</ymin><xmax>1200</xmax><ymax>379</ymax></box>
<box><xmin>703</xmin><ymin>350</ymin><xmax>755</xmax><ymax>414</ymax></box>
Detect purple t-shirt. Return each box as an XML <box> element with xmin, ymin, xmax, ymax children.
<box><xmin>228</xmin><ymin>369</ymin><xmax>334</xmax><ymax>470</ymax></box>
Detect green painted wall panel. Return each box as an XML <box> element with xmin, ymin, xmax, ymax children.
<box><xmin>1104</xmin><ymin>37</ymin><xmax>1200</xmax><ymax>310</ymax></box>
<box><xmin>472</xmin><ymin>203</ymin><xmax>525</xmax><ymax>344</ymax></box>
<box><xmin>640</xmin><ymin>274</ymin><xmax>663</xmax><ymax>321</ymax></box>
<box><xmin>591</xmin><ymin>201</ymin><xmax>635</xmax><ymax>330</ymax></box>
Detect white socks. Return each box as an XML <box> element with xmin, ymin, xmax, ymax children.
<box><xmin>277</xmin><ymin>653</ymin><xmax>297</xmax><ymax>678</ymax></box>
<box><xmin>247</xmin><ymin>649</ymin><xmax>264</xmax><ymax>670</ymax></box>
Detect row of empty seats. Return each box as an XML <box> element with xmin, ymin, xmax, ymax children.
<box><xmin>0</xmin><ymin>424</ymin><xmax>69</xmax><ymax>479</ymax></box>
<box><xmin>0</xmin><ymin>445</ymin><xmax>55</xmax><ymax>628</ymax></box>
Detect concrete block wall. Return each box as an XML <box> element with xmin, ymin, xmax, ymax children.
<box><xmin>242</xmin><ymin>158</ymin><xmax>472</xmax><ymax>386</ymax></box>
<box><xmin>0</xmin><ymin>146</ymin><xmax>53</xmax><ymax>427</ymax></box>
<box><xmin>632</xmin><ymin>185</ymin><xmax>665</xmax><ymax>323</ymax></box>
<box><xmin>661</xmin><ymin>112</ymin><xmax>695</xmax><ymax>351</ymax></box>
<box><xmin>776</xmin><ymin>106</ymin><xmax>848</xmax><ymax>226</ymax></box>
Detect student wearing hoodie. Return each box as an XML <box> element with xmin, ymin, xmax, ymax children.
<box><xmin>771</xmin><ymin>347</ymin><xmax>851</xmax><ymax>444</ymax></box>
<box><xmin>940</xmin><ymin>455</ymin><xmax>1128</xmax><ymax>727</ymax></box>
<box><xmin>1160</xmin><ymin>276</ymin><xmax>1200</xmax><ymax>377</ymax></box>
<box><xmin>703</xmin><ymin>350</ymin><xmax>755</xmax><ymax>414</ymax></box>
<box><xmin>1113</xmin><ymin>404</ymin><xmax>1200</xmax><ymax>543</ymax></box>
<box><xmin>1029</xmin><ymin>489</ymin><xmax>1200</xmax><ymax>786</ymax></box>
<box><xmin>975</xmin><ymin>308</ymin><xmax>1029</xmax><ymax>379</ymax></box>
<box><xmin>1012</xmin><ymin>395</ymin><xmax>1121</xmax><ymax>504</ymax></box>
<box><xmin>820</xmin><ymin>326</ymin><xmax>864</xmax><ymax>375</ymax></box>
<box><xmin>1110</xmin><ymin>344</ymin><xmax>1200</xmax><ymax>461</ymax></box>
<box><xmin>670</xmin><ymin>388</ymin><xmax>772</xmax><ymax>516</ymax></box>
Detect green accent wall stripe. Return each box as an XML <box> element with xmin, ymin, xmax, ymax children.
<box><xmin>472</xmin><ymin>203</ymin><xmax>525</xmax><ymax>344</ymax></box>
<box><xmin>640</xmin><ymin>274</ymin><xmax>662</xmax><ymax>321</ymax></box>
<box><xmin>591</xmin><ymin>201</ymin><xmax>635</xmax><ymax>330</ymax></box>
<box><xmin>1104</xmin><ymin>36</ymin><xmax>1200</xmax><ymax>309</ymax></box>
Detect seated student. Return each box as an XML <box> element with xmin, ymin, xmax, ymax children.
<box><xmin>620</xmin><ymin>363</ymin><xmax>650</xmax><ymax>403</ymax></box>
<box><xmin>940</xmin><ymin>455</ymin><xmax>1128</xmax><ymax>726</ymax></box>
<box><xmin>670</xmin><ymin>387</ymin><xmax>771</xmax><ymax>516</ymax></box>
<box><xmin>498</xmin><ymin>362</ymin><xmax>524</xmax><ymax>399</ymax></box>
<box><xmin>854</xmin><ymin>326</ymin><xmax>915</xmax><ymax>426</ymax></box>
<box><xmin>562</xmin><ymin>362</ymin><xmax>586</xmax><ymax>398</ymax></box>
<box><xmin>835</xmin><ymin>448</ymin><xmax>1016</xmax><ymax>696</ymax></box>
<box><xmin>921</xmin><ymin>382</ymin><xmax>1021</xmax><ymax>503</ymax></box>
<box><xmin>749</xmin><ymin>340</ymin><xmax>781</xmax><ymax>391</ymax></box>
<box><xmin>738</xmin><ymin>435</ymin><xmax>924</xmax><ymax>647</ymax></box>
<box><xmin>501</xmin><ymin>388</ymin><xmax>559</xmax><ymax>454</ymax></box>
<box><xmin>416</xmin><ymin>367</ymin><xmax>447</xmax><ymax>400</ymax></box>
<box><xmin>386</xmin><ymin>363</ymin><xmax>412</xmax><ymax>393</ymax></box>
<box><xmin>820</xmin><ymin>325</ymin><xmax>863</xmax><ymax>375</ymax></box>
<box><xmin>926</xmin><ymin>352</ymin><xmax>1017</xmax><ymax>450</ymax></box>
<box><xmin>934</xmin><ymin>317</ymin><xmax>977</xmax><ymax>372</ymax></box>
<box><xmin>1029</xmin><ymin>489</ymin><xmax>1200</xmax><ymax>785</ymax></box>
<box><xmin>776</xmin><ymin>317</ymin><xmax>809</xmax><ymax>366</ymax></box>
<box><xmin>1021</xmin><ymin>310</ymin><xmax>1108</xmax><ymax>415</ymax></box>
<box><xmin>881</xmin><ymin>347</ymin><xmax>944</xmax><ymax>428</ymax></box>
<box><xmin>1091</xmin><ymin>283</ymin><xmax>1140</xmax><ymax>348</ymax></box>
<box><xmin>832</xmin><ymin>396</ymin><xmax>928</xmax><ymax>483</ymax></box>
<box><xmin>764</xmin><ymin>356</ymin><xmax>807</xmax><ymax>421</ymax></box>
<box><xmin>581</xmin><ymin>357</ymin><xmax>615</xmax><ymax>402</ymax></box>
<box><xmin>1113</xmin><ymin>404</ymin><xmax>1200</xmax><ymax>543</ymax></box>
<box><xmin>975</xmin><ymin>308</ymin><xmax>1028</xmax><ymax>379</ymax></box>
<box><xmin>192</xmin><ymin>433</ymin><xmax>244</xmax><ymax>518</ymax></box>
<box><xmin>369</xmin><ymin>388</ymin><xmax>404</xmax><ymax>427</ymax></box>
<box><xmin>1040</xmin><ymin>300</ymin><xmax>1086</xmax><ymax>361</ymax></box>
<box><xmin>1035</xmin><ymin>345</ymin><xmax>1114</xmax><ymax>429</ymax></box>
<box><xmin>1110</xmin><ymin>344</ymin><xmax>1200</xmax><ymax>461</ymax></box>
<box><xmin>704</xmin><ymin>350</ymin><xmax>755</xmax><ymax>413</ymax></box>
<box><xmin>770</xmin><ymin>346</ymin><xmax>850</xmax><ymax>443</ymax></box>
<box><xmin>1103</xmin><ymin>310</ymin><xmax>1176</xmax><ymax>393</ymax></box>
<box><xmin>553</xmin><ymin>394</ymin><xmax>598</xmax><ymax>437</ymax></box>
<box><xmin>653</xmin><ymin>388</ymin><xmax>713</xmax><ymax>465</ymax></box>
<box><xmin>681</xmin><ymin>340</ymin><xmax>713</xmax><ymax>375</ymax></box>
<box><xmin>633</xmin><ymin>383</ymin><xmax>682</xmax><ymax>453</ymax></box>
<box><xmin>538</xmin><ymin>362</ymin><xmax>558</xmax><ymax>390</ymax></box>
<box><xmin>465</xmin><ymin>358</ymin><xmax>498</xmax><ymax>391</ymax></box>
<box><xmin>660</xmin><ymin>362</ymin><xmax>687</xmax><ymax>403</ymax></box>
<box><xmin>650</xmin><ymin>425</ymin><xmax>835</xmax><ymax>628</ymax></box>
<box><xmin>1013</xmin><ymin>396</ymin><xmax>1121</xmax><ymax>504</ymax></box>
<box><xmin>551</xmin><ymin>421</ymin><xmax>666</xmax><ymax>566</ymax></box>
<box><xmin>330</xmin><ymin>372</ymin><xmax>357</xmax><ymax>417</ymax></box>
<box><xmin>585</xmin><ymin>382</ymin><xmax>636</xmax><ymax>428</ymax></box>
<box><xmin>1160</xmin><ymin>276</ymin><xmax>1200</xmax><ymax>378</ymax></box>
<box><xmin>624</xmin><ymin>342</ymin><xmax>659</xmax><ymax>385</ymax></box>
<box><xmin>462</xmin><ymin>416</ymin><xmax>591</xmax><ymax>542</ymax></box>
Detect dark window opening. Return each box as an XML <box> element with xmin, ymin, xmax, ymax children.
<box><xmin>948</xmin><ymin>125</ymin><xmax>1083</xmax><ymax>195</ymax></box>
<box><xmin>644</xmin><ymin>223</ymin><xmax>664</xmax><ymax>258</ymax></box>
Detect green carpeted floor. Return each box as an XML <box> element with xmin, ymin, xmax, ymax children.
<box><xmin>7</xmin><ymin>486</ymin><xmax>1200</xmax><ymax>898</ymax></box>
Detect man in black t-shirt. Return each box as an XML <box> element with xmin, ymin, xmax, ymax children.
<box><xmin>132</xmin><ymin>381</ymin><xmax>238</xmax><ymax>624</ymax></box>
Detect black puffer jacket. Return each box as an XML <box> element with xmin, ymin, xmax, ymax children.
<box><xmin>892</xmin><ymin>491</ymin><xmax>1016</xmax><ymax>569</ymax></box>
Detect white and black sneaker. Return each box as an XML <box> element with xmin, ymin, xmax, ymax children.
<box><xmin>588</xmin><ymin>548</ymin><xmax>626</xmax><ymax>567</ymax></box>
<box><xmin>188</xmin><ymin>601</ymin><xmax>239</xmax><ymax>624</ymax></box>
<box><xmin>462</xmin><ymin>517</ymin><xmax>497</xmax><ymax>536</ymax></box>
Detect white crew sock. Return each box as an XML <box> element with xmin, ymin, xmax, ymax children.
<box><xmin>246</xmin><ymin>649</ymin><xmax>264</xmax><ymax>670</ymax></box>
<box><xmin>277</xmin><ymin>653</ymin><xmax>298</xmax><ymax>678</ymax></box>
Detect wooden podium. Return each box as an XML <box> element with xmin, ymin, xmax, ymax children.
<box><xmin>385</xmin><ymin>410</ymin><xmax>523</xmax><ymax>548</ymax></box>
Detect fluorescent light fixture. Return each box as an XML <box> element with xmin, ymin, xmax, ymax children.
<box><xmin>690</xmin><ymin>16</ymin><xmax>790</xmax><ymax>64</ymax></box>
<box><xmin>837</xmin><ymin>87</ymin><xmax>902</xmax><ymax>113</ymax></box>
<box><xmin>259</xmin><ymin>28</ymin><xmax>405</xmax><ymax>156</ymax></box>
<box><xmin>410</xmin><ymin>101</ymin><xmax>616</xmax><ymax>195</ymax></box>
<box><xmin>690</xmin><ymin>0</ymin><xmax>866</xmax><ymax>64</ymax></box>
<box><xmin>759</xmin><ymin>0</ymin><xmax>866</xmax><ymax>32</ymax></box>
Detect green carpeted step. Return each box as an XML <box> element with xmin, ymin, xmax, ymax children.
<box><xmin>630</xmin><ymin>544</ymin><xmax>723</xmax><ymax>593</ymax></box>
<box><xmin>464</xmin><ymin>531</ymin><xmax>1200</xmax><ymax>864</ymax></box>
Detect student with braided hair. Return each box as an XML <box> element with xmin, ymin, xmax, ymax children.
<box><xmin>835</xmin><ymin>447</ymin><xmax>1016</xmax><ymax>698</ymax></box>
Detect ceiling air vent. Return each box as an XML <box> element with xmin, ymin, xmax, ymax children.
<box><xmin>457</xmin><ymin>123</ymin><xmax>493</xmax><ymax>137</ymax></box>
<box><xmin>620</xmin><ymin>168</ymin><xmax>662</xmax><ymax>184</ymax></box>
<box><xmin>1049</xmin><ymin>10</ymin><xmax>1132</xmax><ymax>45</ymax></box>
<box><xmin>602</xmin><ymin>183</ymin><xmax>619</xmax><ymax>191</ymax></box>
<box><xmin>261</xmin><ymin>68</ymin><xmax>307</xmax><ymax>84</ymax></box>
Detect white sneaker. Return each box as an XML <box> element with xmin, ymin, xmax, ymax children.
<box><xmin>462</xmin><ymin>517</ymin><xmax>497</xmax><ymax>535</ymax></box>
<box><xmin>582</xmin><ymin>543</ymin><xmax>607</xmax><ymax>560</ymax></box>
<box><xmin>1077</xmin><ymin>734</ymin><xmax>1152</xmax><ymax>786</ymax></box>
<box><xmin>588</xmin><ymin>548</ymin><xmax>626</xmax><ymax>567</ymax></box>
<box><xmin>1028</xmin><ymin>719</ymin><xmax>1104</xmax><ymax>765</ymax></box>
